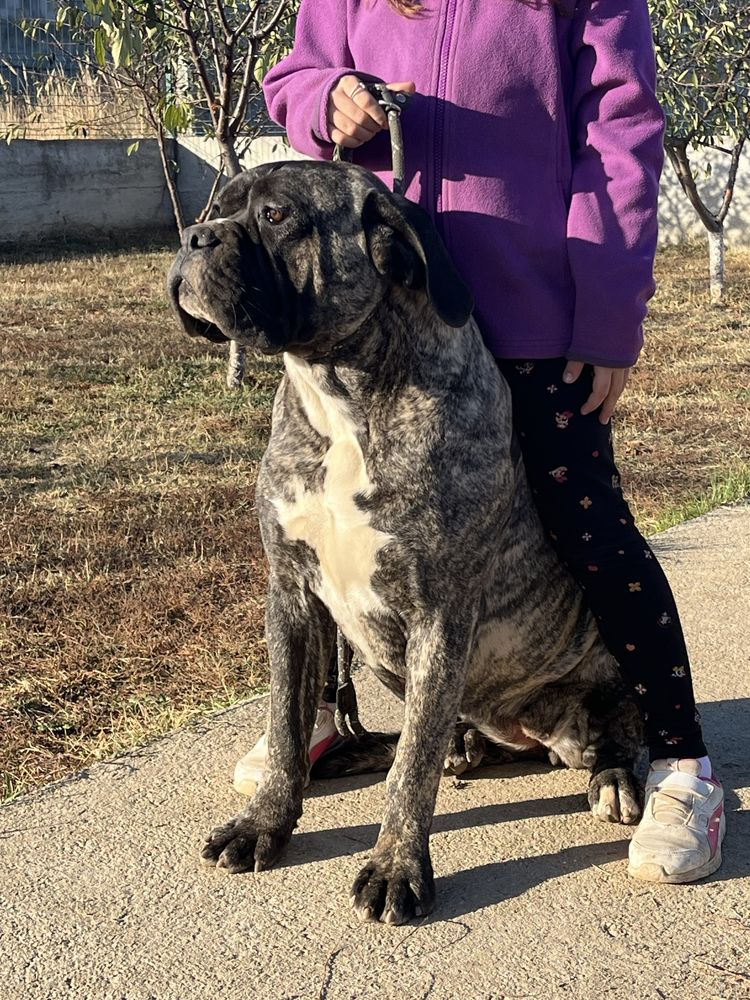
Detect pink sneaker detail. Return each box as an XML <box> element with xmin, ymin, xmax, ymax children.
<box><xmin>706</xmin><ymin>787</ymin><xmax>725</xmax><ymax>856</ymax></box>
<box><xmin>233</xmin><ymin>702</ymin><xmax>341</xmax><ymax>797</ymax></box>
<box><xmin>309</xmin><ymin>730</ymin><xmax>341</xmax><ymax>765</ymax></box>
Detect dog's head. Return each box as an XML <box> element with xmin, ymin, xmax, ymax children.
<box><xmin>167</xmin><ymin>161</ymin><xmax>473</xmax><ymax>358</ymax></box>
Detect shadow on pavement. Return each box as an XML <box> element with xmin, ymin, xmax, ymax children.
<box><xmin>287</xmin><ymin>792</ymin><xmax>591</xmax><ymax>867</ymax></box>
<box><xmin>434</xmin><ymin>839</ymin><xmax>630</xmax><ymax>921</ymax></box>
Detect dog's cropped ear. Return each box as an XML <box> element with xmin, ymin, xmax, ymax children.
<box><xmin>362</xmin><ymin>189</ymin><xmax>473</xmax><ymax>328</ymax></box>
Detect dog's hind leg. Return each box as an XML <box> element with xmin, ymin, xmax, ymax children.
<box><xmin>585</xmin><ymin>687</ymin><xmax>644</xmax><ymax>826</ymax></box>
<box><xmin>518</xmin><ymin>673</ymin><xmax>644</xmax><ymax>825</ymax></box>
<box><xmin>314</xmin><ymin>721</ymin><xmax>537</xmax><ymax>782</ymax></box>
<box><xmin>583</xmin><ymin>676</ymin><xmax>643</xmax><ymax>824</ymax></box>
<box><xmin>444</xmin><ymin>723</ymin><xmax>489</xmax><ymax>775</ymax></box>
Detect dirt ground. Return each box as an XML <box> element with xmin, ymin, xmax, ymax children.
<box><xmin>1</xmin><ymin>237</ymin><xmax>749</xmax><ymax>799</ymax></box>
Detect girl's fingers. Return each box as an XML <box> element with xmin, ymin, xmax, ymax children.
<box><xmin>331</xmin><ymin>75</ymin><xmax>387</xmax><ymax>130</ymax></box>
<box><xmin>330</xmin><ymin>109</ymin><xmax>379</xmax><ymax>147</ymax></box>
<box><xmin>384</xmin><ymin>80</ymin><xmax>417</xmax><ymax>94</ymax></box>
<box><xmin>339</xmin><ymin>91</ymin><xmax>387</xmax><ymax>131</ymax></box>
<box><xmin>328</xmin><ymin>78</ymin><xmax>418</xmax><ymax>143</ymax></box>
<box><xmin>330</xmin><ymin>128</ymin><xmax>366</xmax><ymax>149</ymax></box>
<box><xmin>580</xmin><ymin>367</ymin><xmax>612</xmax><ymax>416</ymax></box>
<box><xmin>563</xmin><ymin>361</ymin><xmax>584</xmax><ymax>384</ymax></box>
<box><xmin>599</xmin><ymin>368</ymin><xmax>630</xmax><ymax>424</ymax></box>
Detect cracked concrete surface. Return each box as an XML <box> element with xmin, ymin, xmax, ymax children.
<box><xmin>1</xmin><ymin>504</ymin><xmax>749</xmax><ymax>999</ymax></box>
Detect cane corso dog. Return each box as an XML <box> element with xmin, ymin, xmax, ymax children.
<box><xmin>168</xmin><ymin>160</ymin><xmax>643</xmax><ymax>925</ymax></box>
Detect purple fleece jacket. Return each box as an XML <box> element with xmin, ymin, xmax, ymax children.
<box><xmin>263</xmin><ymin>0</ymin><xmax>665</xmax><ymax>367</ymax></box>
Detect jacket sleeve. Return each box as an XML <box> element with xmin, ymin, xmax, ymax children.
<box><xmin>565</xmin><ymin>0</ymin><xmax>665</xmax><ymax>368</ymax></box>
<box><xmin>262</xmin><ymin>0</ymin><xmax>355</xmax><ymax>159</ymax></box>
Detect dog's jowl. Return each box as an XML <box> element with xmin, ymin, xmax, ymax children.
<box><xmin>168</xmin><ymin>161</ymin><xmax>642</xmax><ymax>926</ymax></box>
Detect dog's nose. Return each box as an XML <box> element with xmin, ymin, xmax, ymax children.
<box><xmin>183</xmin><ymin>224</ymin><xmax>221</xmax><ymax>251</ymax></box>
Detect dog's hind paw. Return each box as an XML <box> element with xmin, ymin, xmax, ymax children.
<box><xmin>351</xmin><ymin>844</ymin><xmax>435</xmax><ymax>925</ymax></box>
<box><xmin>201</xmin><ymin>811</ymin><xmax>294</xmax><ymax>873</ymax></box>
<box><xmin>588</xmin><ymin>766</ymin><xmax>642</xmax><ymax>825</ymax></box>
<box><xmin>444</xmin><ymin>725</ymin><xmax>488</xmax><ymax>776</ymax></box>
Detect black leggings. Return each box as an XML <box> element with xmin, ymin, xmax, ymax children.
<box><xmin>497</xmin><ymin>357</ymin><xmax>706</xmax><ymax>760</ymax></box>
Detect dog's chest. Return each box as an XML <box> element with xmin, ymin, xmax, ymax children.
<box><xmin>272</xmin><ymin>357</ymin><xmax>393</xmax><ymax>664</ymax></box>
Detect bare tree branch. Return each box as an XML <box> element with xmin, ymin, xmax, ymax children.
<box><xmin>197</xmin><ymin>166</ymin><xmax>224</xmax><ymax>223</ymax></box>
<box><xmin>252</xmin><ymin>0</ymin><xmax>291</xmax><ymax>40</ymax></box>
<box><xmin>665</xmin><ymin>140</ymin><xmax>721</xmax><ymax>233</ymax></box>
<box><xmin>230</xmin><ymin>36</ymin><xmax>260</xmax><ymax>129</ymax></box>
<box><xmin>174</xmin><ymin>0</ymin><xmax>218</xmax><ymax>123</ymax></box>
<box><xmin>717</xmin><ymin>137</ymin><xmax>746</xmax><ymax>225</ymax></box>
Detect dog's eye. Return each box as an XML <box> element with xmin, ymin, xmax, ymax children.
<box><xmin>262</xmin><ymin>205</ymin><xmax>288</xmax><ymax>225</ymax></box>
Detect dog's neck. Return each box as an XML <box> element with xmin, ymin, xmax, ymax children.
<box><xmin>283</xmin><ymin>288</ymin><xmax>474</xmax><ymax>434</ymax></box>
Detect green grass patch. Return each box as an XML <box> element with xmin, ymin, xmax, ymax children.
<box><xmin>647</xmin><ymin>464</ymin><xmax>750</xmax><ymax>535</ymax></box>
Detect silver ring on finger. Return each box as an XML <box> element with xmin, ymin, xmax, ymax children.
<box><xmin>348</xmin><ymin>81</ymin><xmax>367</xmax><ymax>100</ymax></box>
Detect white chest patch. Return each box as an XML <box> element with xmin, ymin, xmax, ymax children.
<box><xmin>273</xmin><ymin>355</ymin><xmax>393</xmax><ymax>664</ymax></box>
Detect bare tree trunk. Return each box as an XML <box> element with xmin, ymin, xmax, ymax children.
<box><xmin>226</xmin><ymin>340</ymin><xmax>247</xmax><ymax>389</ymax></box>
<box><xmin>666</xmin><ymin>138</ymin><xmax>744</xmax><ymax>308</ymax></box>
<box><xmin>220</xmin><ymin>142</ymin><xmax>247</xmax><ymax>387</ymax></box>
<box><xmin>220</xmin><ymin>139</ymin><xmax>242</xmax><ymax>178</ymax></box>
<box><xmin>708</xmin><ymin>227</ymin><xmax>725</xmax><ymax>305</ymax></box>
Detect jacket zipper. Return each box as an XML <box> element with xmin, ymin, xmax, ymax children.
<box><xmin>432</xmin><ymin>0</ymin><xmax>457</xmax><ymax>231</ymax></box>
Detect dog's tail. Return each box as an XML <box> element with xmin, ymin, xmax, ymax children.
<box><xmin>310</xmin><ymin>731</ymin><xmax>399</xmax><ymax>778</ymax></box>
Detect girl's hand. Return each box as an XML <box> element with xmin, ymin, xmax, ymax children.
<box><xmin>563</xmin><ymin>362</ymin><xmax>631</xmax><ymax>425</ymax></box>
<box><xmin>328</xmin><ymin>76</ymin><xmax>416</xmax><ymax>148</ymax></box>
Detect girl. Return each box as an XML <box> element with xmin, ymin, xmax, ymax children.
<box><xmin>234</xmin><ymin>0</ymin><xmax>725</xmax><ymax>884</ymax></box>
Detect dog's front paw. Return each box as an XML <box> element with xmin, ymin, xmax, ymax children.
<box><xmin>201</xmin><ymin>810</ymin><xmax>295</xmax><ymax>873</ymax></box>
<box><xmin>351</xmin><ymin>844</ymin><xmax>435</xmax><ymax>925</ymax></box>
<box><xmin>588</xmin><ymin>767</ymin><xmax>642</xmax><ymax>825</ymax></box>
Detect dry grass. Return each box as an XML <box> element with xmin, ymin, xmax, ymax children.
<box><xmin>0</xmin><ymin>237</ymin><xmax>749</xmax><ymax>801</ymax></box>
<box><xmin>618</xmin><ymin>244</ymin><xmax>750</xmax><ymax>529</ymax></box>
<box><xmin>0</xmin><ymin>65</ymin><xmax>151</xmax><ymax>140</ymax></box>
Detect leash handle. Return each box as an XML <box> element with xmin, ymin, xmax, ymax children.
<box><xmin>333</xmin><ymin>82</ymin><xmax>410</xmax><ymax>196</ymax></box>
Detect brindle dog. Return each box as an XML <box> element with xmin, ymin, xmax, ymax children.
<box><xmin>168</xmin><ymin>160</ymin><xmax>642</xmax><ymax>926</ymax></box>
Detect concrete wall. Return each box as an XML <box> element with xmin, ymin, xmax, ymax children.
<box><xmin>178</xmin><ymin>134</ymin><xmax>750</xmax><ymax>247</ymax></box>
<box><xmin>0</xmin><ymin>139</ymin><xmax>174</xmax><ymax>240</ymax></box>
<box><xmin>1</xmin><ymin>133</ymin><xmax>749</xmax><ymax>246</ymax></box>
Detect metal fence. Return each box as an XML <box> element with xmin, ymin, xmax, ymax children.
<box><xmin>0</xmin><ymin>0</ymin><xmax>83</xmax><ymax>78</ymax></box>
<box><xmin>0</xmin><ymin>0</ymin><xmax>150</xmax><ymax>138</ymax></box>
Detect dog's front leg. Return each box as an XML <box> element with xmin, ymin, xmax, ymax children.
<box><xmin>351</xmin><ymin>613</ymin><xmax>474</xmax><ymax>925</ymax></box>
<box><xmin>201</xmin><ymin>577</ymin><xmax>333</xmax><ymax>873</ymax></box>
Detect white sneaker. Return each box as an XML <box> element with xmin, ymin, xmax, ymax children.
<box><xmin>628</xmin><ymin>759</ymin><xmax>725</xmax><ymax>884</ymax></box>
<box><xmin>233</xmin><ymin>702</ymin><xmax>341</xmax><ymax>797</ymax></box>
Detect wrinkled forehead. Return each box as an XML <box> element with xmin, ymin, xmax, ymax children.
<box><xmin>213</xmin><ymin>161</ymin><xmax>386</xmax><ymax>220</ymax></box>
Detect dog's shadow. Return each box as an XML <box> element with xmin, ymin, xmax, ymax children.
<box><xmin>293</xmin><ymin>785</ymin><xmax>589</xmax><ymax>865</ymax></box>
<box><xmin>278</xmin><ymin>696</ymin><xmax>750</xmax><ymax>917</ymax></box>
<box><xmin>289</xmin><ymin>784</ymin><xmax>748</xmax><ymax>918</ymax></box>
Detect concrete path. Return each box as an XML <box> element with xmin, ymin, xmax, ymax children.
<box><xmin>2</xmin><ymin>505</ymin><xmax>749</xmax><ymax>1000</ymax></box>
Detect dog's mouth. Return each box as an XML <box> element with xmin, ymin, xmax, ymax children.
<box><xmin>167</xmin><ymin>270</ymin><xmax>229</xmax><ymax>344</ymax></box>
<box><xmin>167</xmin><ymin>271</ymin><xmax>292</xmax><ymax>356</ymax></box>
